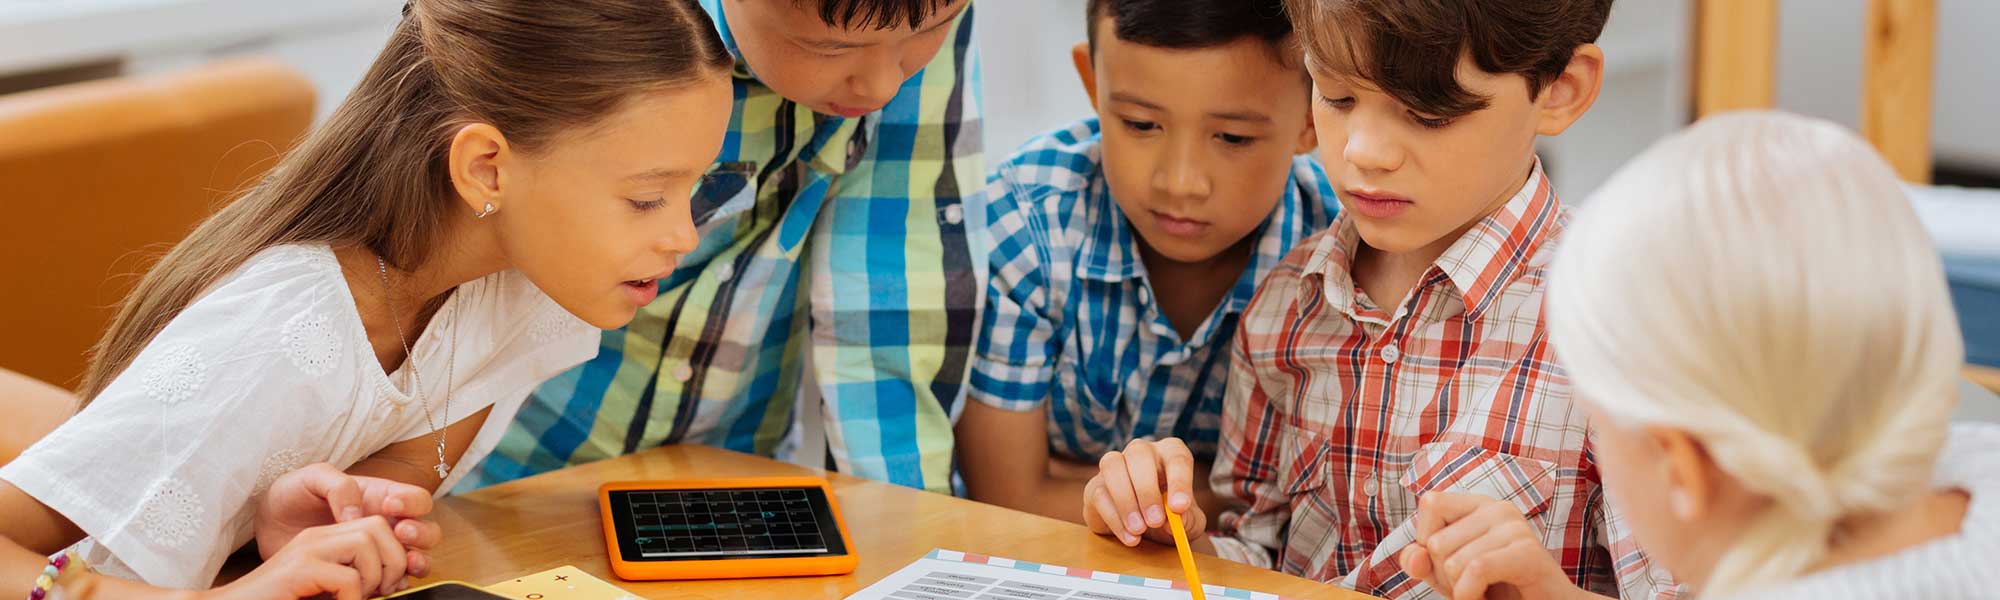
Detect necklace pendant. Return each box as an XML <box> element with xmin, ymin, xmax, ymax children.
<box><xmin>434</xmin><ymin>462</ymin><xmax>450</xmax><ymax>478</ymax></box>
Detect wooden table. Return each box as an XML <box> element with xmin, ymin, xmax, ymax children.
<box><xmin>422</xmin><ymin>445</ymin><xmax>1370</xmax><ymax>599</ymax></box>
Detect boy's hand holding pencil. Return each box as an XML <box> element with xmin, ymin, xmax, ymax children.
<box><xmin>1082</xmin><ymin>438</ymin><xmax>1208</xmax><ymax>548</ymax></box>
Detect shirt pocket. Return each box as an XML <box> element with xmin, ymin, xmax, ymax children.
<box><xmin>1275</xmin><ymin>428</ymin><xmax>1341</xmax><ymax>576</ymax></box>
<box><xmin>1398</xmin><ymin>442</ymin><xmax>1560</xmax><ymax>520</ymax></box>
<box><xmin>691</xmin><ymin>162</ymin><xmax>759</xmax><ymax>236</ymax></box>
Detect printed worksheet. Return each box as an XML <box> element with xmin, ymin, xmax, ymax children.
<box><xmin>846</xmin><ymin>549</ymin><xmax>1294</xmax><ymax>600</ymax></box>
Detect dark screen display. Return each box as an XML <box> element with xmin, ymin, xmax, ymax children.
<box><xmin>606</xmin><ymin>487</ymin><xmax>847</xmax><ymax>562</ymax></box>
<box><xmin>390</xmin><ymin>583</ymin><xmax>508</xmax><ymax>600</ymax></box>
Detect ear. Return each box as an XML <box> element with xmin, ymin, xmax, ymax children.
<box><xmin>1293</xmin><ymin>84</ymin><xmax>1320</xmax><ymax>155</ymax></box>
<box><xmin>1651</xmin><ymin>426</ymin><xmax>1716</xmax><ymax>522</ymax></box>
<box><xmin>1072</xmin><ymin>41</ymin><xmax>1100</xmax><ymax>111</ymax></box>
<box><xmin>1533</xmin><ymin>43</ymin><xmax>1604</xmax><ymax>137</ymax></box>
<box><xmin>447</xmin><ymin>123</ymin><xmax>512</xmax><ymax>217</ymax></box>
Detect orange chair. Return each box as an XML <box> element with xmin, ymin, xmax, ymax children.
<box><xmin>1972</xmin><ymin>366</ymin><xmax>2000</xmax><ymax>395</ymax></box>
<box><xmin>0</xmin><ymin>59</ymin><xmax>315</xmax><ymax>389</ymax></box>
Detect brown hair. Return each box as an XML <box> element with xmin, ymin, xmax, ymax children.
<box><xmin>77</xmin><ymin>0</ymin><xmax>733</xmax><ymax>402</ymax></box>
<box><xmin>1281</xmin><ymin>0</ymin><xmax>1613</xmax><ymax>117</ymax></box>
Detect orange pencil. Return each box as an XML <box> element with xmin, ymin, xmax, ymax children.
<box><xmin>1165</xmin><ymin>510</ymin><xmax>1207</xmax><ymax>600</ymax></box>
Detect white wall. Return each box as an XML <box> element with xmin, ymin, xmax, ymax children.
<box><xmin>974</xmin><ymin>0</ymin><xmax>1096</xmax><ymax>160</ymax></box>
<box><xmin>1777</xmin><ymin>0</ymin><xmax>2000</xmax><ymax>169</ymax></box>
<box><xmin>0</xmin><ymin>0</ymin><xmax>402</xmax><ymax>123</ymax></box>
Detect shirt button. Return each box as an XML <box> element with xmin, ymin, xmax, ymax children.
<box><xmin>673</xmin><ymin>364</ymin><xmax>695</xmax><ymax>382</ymax></box>
<box><xmin>1138</xmin><ymin>287</ymin><xmax>1152</xmax><ymax>305</ymax></box>
<box><xmin>715</xmin><ymin>262</ymin><xmax>735</xmax><ymax>283</ymax></box>
<box><xmin>1363</xmin><ymin>479</ymin><xmax>1380</xmax><ymax>497</ymax></box>
<box><xmin>1380</xmin><ymin>344</ymin><xmax>1401</xmax><ymax>364</ymax></box>
<box><xmin>943</xmin><ymin>204</ymin><xmax>964</xmax><ymax>225</ymax></box>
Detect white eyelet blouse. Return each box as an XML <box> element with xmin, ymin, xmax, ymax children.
<box><xmin>0</xmin><ymin>244</ymin><xmax>597</xmax><ymax>589</ymax></box>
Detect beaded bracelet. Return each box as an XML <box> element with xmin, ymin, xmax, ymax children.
<box><xmin>27</xmin><ymin>550</ymin><xmax>81</xmax><ymax>600</ymax></box>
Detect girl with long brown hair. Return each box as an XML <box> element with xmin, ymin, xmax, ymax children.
<box><xmin>0</xmin><ymin>0</ymin><xmax>734</xmax><ymax>597</ymax></box>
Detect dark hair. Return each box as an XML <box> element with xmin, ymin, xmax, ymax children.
<box><xmin>796</xmin><ymin>0</ymin><xmax>954</xmax><ymax>30</ymax></box>
<box><xmin>1282</xmin><ymin>0</ymin><xmax>1613</xmax><ymax>117</ymax></box>
<box><xmin>80</xmin><ymin>0</ymin><xmax>733</xmax><ymax>402</ymax></box>
<box><xmin>1085</xmin><ymin>0</ymin><xmax>1295</xmax><ymax>59</ymax></box>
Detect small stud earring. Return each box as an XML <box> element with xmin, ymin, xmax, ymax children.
<box><xmin>475</xmin><ymin>202</ymin><xmax>498</xmax><ymax>219</ymax></box>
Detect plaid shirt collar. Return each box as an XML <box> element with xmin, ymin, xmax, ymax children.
<box><xmin>701</xmin><ymin>0</ymin><xmax>753</xmax><ymax>77</ymax></box>
<box><xmin>1309</xmin><ymin>158</ymin><xmax>1558</xmax><ymax>321</ymax></box>
<box><xmin>700</xmin><ymin>0</ymin><xmax>866</xmax><ymax>178</ymax></box>
<box><xmin>1074</xmin><ymin>154</ymin><xmax>1319</xmax><ymax>320</ymax></box>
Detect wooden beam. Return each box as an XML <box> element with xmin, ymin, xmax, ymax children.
<box><xmin>1862</xmin><ymin>0</ymin><xmax>1936</xmax><ymax>183</ymax></box>
<box><xmin>1694</xmin><ymin>0</ymin><xmax>1779</xmax><ymax>117</ymax></box>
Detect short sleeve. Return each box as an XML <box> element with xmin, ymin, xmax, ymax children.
<box><xmin>0</xmin><ymin>247</ymin><xmax>362</xmax><ymax>589</ymax></box>
<box><xmin>967</xmin><ymin>164</ymin><xmax>1065</xmax><ymax>412</ymax></box>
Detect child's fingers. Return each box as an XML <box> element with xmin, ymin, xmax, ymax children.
<box><xmin>1398</xmin><ymin>543</ymin><xmax>1433</xmax><ymax>580</ymax></box>
<box><xmin>287</xmin><ymin>463</ymin><xmax>365</xmax><ymax>523</ymax></box>
<box><xmin>1451</xmin><ymin>562</ymin><xmax>1496</xmax><ymax>600</ymax></box>
<box><xmin>301</xmin><ymin>560</ymin><xmax>364</xmax><ymax>600</ymax></box>
<box><xmin>394</xmin><ymin>518</ymin><xmax>444</xmax><ymax>549</ymax></box>
<box><xmin>1119</xmin><ymin>441</ymin><xmax>1167</xmax><ymax>529</ymax></box>
<box><xmin>1088</xmin><ymin>486</ymin><xmax>1138</xmax><ymax>546</ymax></box>
<box><xmin>1423</xmin><ymin>499</ymin><xmax>1515</xmax><ymax>565</ymax></box>
<box><xmin>322</xmin><ymin>516</ymin><xmax>405</xmax><ymax>597</ymax></box>
<box><xmin>330</xmin><ymin>525</ymin><xmax>385</xmax><ymax>597</ymax></box>
<box><xmin>1157</xmin><ymin>438</ymin><xmax>1196</xmax><ymax>513</ymax></box>
<box><xmin>1081</xmin><ymin>478</ymin><xmax>1111</xmax><ymax>532</ymax></box>
<box><xmin>1081</xmin><ymin>477</ymin><xmax>1132</xmax><ymax>544</ymax></box>
<box><xmin>1182</xmin><ymin>505</ymin><xmax>1206</xmax><ymax>537</ymax></box>
<box><xmin>376</xmin><ymin>482</ymin><xmax>435</xmax><ymax>519</ymax></box>
<box><xmin>1142</xmin><ymin>503</ymin><xmax>1209</xmax><ymax>546</ymax></box>
<box><xmin>1398</xmin><ymin>543</ymin><xmax>1453</xmax><ymax>599</ymax></box>
<box><xmin>1439</xmin><ymin>530</ymin><xmax>1515</xmax><ymax>583</ymax></box>
<box><xmin>406</xmin><ymin>550</ymin><xmax>430</xmax><ymax>578</ymax></box>
<box><xmin>1445</xmin><ymin>540</ymin><xmax>1531</xmax><ymax>600</ymax></box>
<box><xmin>1095</xmin><ymin>451</ymin><xmax>1145</xmax><ymax>538</ymax></box>
<box><xmin>1412</xmin><ymin>492</ymin><xmax>1486</xmax><ymax>542</ymax></box>
<box><xmin>357</xmin><ymin>518</ymin><xmax>410</xmax><ymax>596</ymax></box>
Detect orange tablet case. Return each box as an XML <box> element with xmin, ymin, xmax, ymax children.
<box><xmin>597</xmin><ymin>476</ymin><xmax>859</xmax><ymax>581</ymax></box>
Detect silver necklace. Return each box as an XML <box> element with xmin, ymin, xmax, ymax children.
<box><xmin>377</xmin><ymin>255</ymin><xmax>456</xmax><ymax>479</ymax></box>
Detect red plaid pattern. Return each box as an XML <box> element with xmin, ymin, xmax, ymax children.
<box><xmin>1205</xmin><ymin>164</ymin><xmax>1681</xmax><ymax>599</ymax></box>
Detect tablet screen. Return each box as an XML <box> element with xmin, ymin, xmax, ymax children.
<box><xmin>606</xmin><ymin>487</ymin><xmax>849</xmax><ymax>562</ymax></box>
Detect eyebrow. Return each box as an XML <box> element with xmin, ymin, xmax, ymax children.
<box><xmin>1108</xmin><ymin>92</ymin><xmax>1164</xmax><ymax>112</ymax></box>
<box><xmin>1209</xmin><ymin>111</ymin><xmax>1274</xmax><ymax>124</ymax></box>
<box><xmin>797</xmin><ymin>1</ymin><xmax>969</xmax><ymax>50</ymax></box>
<box><xmin>1109</xmin><ymin>92</ymin><xmax>1274</xmax><ymax>124</ymax></box>
<box><xmin>623</xmin><ymin>168</ymin><xmax>696</xmax><ymax>183</ymax></box>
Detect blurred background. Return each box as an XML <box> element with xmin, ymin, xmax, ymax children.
<box><xmin>0</xmin><ymin>0</ymin><xmax>1995</xmax><ymax>413</ymax></box>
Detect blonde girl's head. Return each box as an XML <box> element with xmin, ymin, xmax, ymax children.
<box><xmin>1546</xmin><ymin>110</ymin><xmax>1963</xmax><ymax>594</ymax></box>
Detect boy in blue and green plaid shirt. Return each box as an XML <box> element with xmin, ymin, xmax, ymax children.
<box><xmin>956</xmin><ymin>0</ymin><xmax>1336</xmax><ymax>522</ymax></box>
<box><xmin>468</xmin><ymin>0</ymin><xmax>983</xmax><ymax>494</ymax></box>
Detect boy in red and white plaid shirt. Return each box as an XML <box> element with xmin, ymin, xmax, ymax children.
<box><xmin>1080</xmin><ymin>1</ymin><xmax>1683</xmax><ymax>598</ymax></box>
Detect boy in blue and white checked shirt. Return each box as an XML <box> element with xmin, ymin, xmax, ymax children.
<box><xmin>956</xmin><ymin>0</ymin><xmax>1336</xmax><ymax>523</ymax></box>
